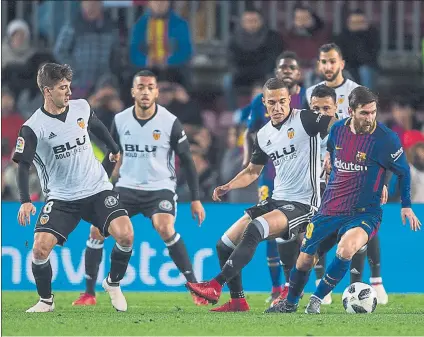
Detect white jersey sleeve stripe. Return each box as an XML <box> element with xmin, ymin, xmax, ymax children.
<box><xmin>178</xmin><ymin>135</ymin><xmax>187</xmax><ymax>143</ymax></box>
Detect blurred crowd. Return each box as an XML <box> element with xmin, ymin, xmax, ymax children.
<box><xmin>2</xmin><ymin>0</ymin><xmax>424</xmax><ymax>203</ymax></box>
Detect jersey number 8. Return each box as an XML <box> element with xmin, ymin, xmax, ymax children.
<box><xmin>43</xmin><ymin>201</ymin><xmax>54</xmax><ymax>214</ymax></box>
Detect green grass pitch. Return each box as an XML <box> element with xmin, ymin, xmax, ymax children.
<box><xmin>2</xmin><ymin>292</ymin><xmax>424</xmax><ymax>336</ymax></box>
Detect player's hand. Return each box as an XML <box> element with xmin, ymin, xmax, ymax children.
<box><xmin>212</xmin><ymin>184</ymin><xmax>231</xmax><ymax>202</ymax></box>
<box><xmin>109</xmin><ymin>152</ymin><xmax>121</xmax><ymax>163</ymax></box>
<box><xmin>17</xmin><ymin>202</ymin><xmax>36</xmax><ymax>226</ymax></box>
<box><xmin>191</xmin><ymin>200</ymin><xmax>205</xmax><ymax>227</ymax></box>
<box><xmin>380</xmin><ymin>185</ymin><xmax>388</xmax><ymax>205</ymax></box>
<box><xmin>401</xmin><ymin>208</ymin><xmax>421</xmax><ymax>232</ymax></box>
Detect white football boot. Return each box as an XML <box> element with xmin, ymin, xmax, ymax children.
<box><xmin>102</xmin><ymin>277</ymin><xmax>128</xmax><ymax>312</ymax></box>
<box><xmin>26</xmin><ymin>296</ymin><xmax>55</xmax><ymax>312</ymax></box>
<box><xmin>370</xmin><ymin>277</ymin><xmax>388</xmax><ymax>305</ymax></box>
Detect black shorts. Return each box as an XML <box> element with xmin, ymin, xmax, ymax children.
<box><xmin>35</xmin><ymin>190</ymin><xmax>128</xmax><ymax>246</ymax></box>
<box><xmin>115</xmin><ymin>187</ymin><xmax>177</xmax><ymax>219</ymax></box>
<box><xmin>245</xmin><ymin>198</ymin><xmax>315</xmax><ymax>241</ymax></box>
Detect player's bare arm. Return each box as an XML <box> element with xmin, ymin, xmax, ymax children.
<box><xmin>213</xmin><ymin>163</ymin><xmax>263</xmax><ymax>201</ymax></box>
<box><xmin>17</xmin><ymin>161</ymin><xmax>36</xmax><ymax>226</ymax></box>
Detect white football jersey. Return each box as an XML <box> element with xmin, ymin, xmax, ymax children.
<box><xmin>253</xmin><ymin>109</ymin><xmax>330</xmax><ymax>208</ymax></box>
<box><xmin>306</xmin><ymin>79</ymin><xmax>360</xmax><ymax>118</ymax></box>
<box><xmin>114</xmin><ymin>104</ymin><xmax>186</xmax><ymax>192</ymax></box>
<box><xmin>15</xmin><ymin>99</ymin><xmax>112</xmax><ymax>201</ymax></box>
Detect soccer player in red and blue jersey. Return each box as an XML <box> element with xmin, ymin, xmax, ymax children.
<box><xmin>266</xmin><ymin>86</ymin><xmax>421</xmax><ymax>314</ymax></box>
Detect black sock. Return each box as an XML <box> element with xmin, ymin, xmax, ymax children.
<box><xmin>367</xmin><ymin>235</ymin><xmax>381</xmax><ymax>278</ymax></box>
<box><xmin>109</xmin><ymin>243</ymin><xmax>132</xmax><ymax>283</ymax></box>
<box><xmin>217</xmin><ymin>220</ymin><xmax>264</xmax><ymax>284</ymax></box>
<box><xmin>165</xmin><ymin>233</ymin><xmax>197</xmax><ymax>283</ymax></box>
<box><xmin>216</xmin><ymin>237</ymin><xmax>244</xmax><ymax>299</ymax></box>
<box><xmin>314</xmin><ymin>254</ymin><xmax>326</xmax><ymax>280</ymax></box>
<box><xmin>85</xmin><ymin>238</ymin><xmax>104</xmax><ymax>296</ymax></box>
<box><xmin>350</xmin><ymin>247</ymin><xmax>366</xmax><ymax>284</ymax></box>
<box><xmin>278</xmin><ymin>239</ymin><xmax>300</xmax><ymax>284</ymax></box>
<box><xmin>32</xmin><ymin>259</ymin><xmax>52</xmax><ymax>299</ymax></box>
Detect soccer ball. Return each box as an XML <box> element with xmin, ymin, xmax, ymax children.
<box><xmin>342</xmin><ymin>282</ymin><xmax>377</xmax><ymax>314</ymax></box>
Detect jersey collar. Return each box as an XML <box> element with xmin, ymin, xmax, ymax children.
<box><xmin>40</xmin><ymin>105</ymin><xmax>69</xmax><ymax>122</ymax></box>
<box><xmin>327</xmin><ymin>77</ymin><xmax>347</xmax><ymax>90</ymax></box>
<box><xmin>132</xmin><ymin>104</ymin><xmax>158</xmax><ymax>127</ymax></box>
<box><xmin>345</xmin><ymin>117</ymin><xmax>377</xmax><ymax>135</ymax></box>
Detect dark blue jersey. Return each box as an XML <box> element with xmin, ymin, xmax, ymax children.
<box><xmin>320</xmin><ymin>118</ymin><xmax>411</xmax><ymax>216</ymax></box>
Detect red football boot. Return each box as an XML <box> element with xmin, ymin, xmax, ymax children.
<box><xmin>190</xmin><ymin>292</ymin><xmax>209</xmax><ymax>306</ymax></box>
<box><xmin>72</xmin><ymin>293</ymin><xmax>96</xmax><ymax>306</ymax></box>
<box><xmin>210</xmin><ymin>298</ymin><xmax>250</xmax><ymax>312</ymax></box>
<box><xmin>270</xmin><ymin>286</ymin><xmax>303</xmax><ymax>308</ymax></box>
<box><xmin>186</xmin><ymin>280</ymin><xmax>222</xmax><ymax>304</ymax></box>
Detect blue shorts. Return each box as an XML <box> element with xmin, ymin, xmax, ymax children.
<box><xmin>258</xmin><ymin>161</ymin><xmax>275</xmax><ymax>201</ymax></box>
<box><xmin>301</xmin><ymin>212</ymin><xmax>381</xmax><ymax>255</ymax></box>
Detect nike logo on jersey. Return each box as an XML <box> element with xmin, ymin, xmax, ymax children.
<box><xmin>48</xmin><ymin>132</ymin><xmax>57</xmax><ymax>139</ymax></box>
<box><xmin>335</xmin><ymin>146</ymin><xmax>342</xmax><ymax>150</ymax></box>
<box><xmin>361</xmin><ymin>221</ymin><xmax>371</xmax><ymax>229</ymax></box>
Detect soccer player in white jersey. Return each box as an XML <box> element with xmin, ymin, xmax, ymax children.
<box><xmin>305</xmin><ymin>43</ymin><xmax>359</xmax><ymax>119</ymax></box>
<box><xmin>186</xmin><ymin>78</ymin><xmax>337</xmax><ymax>311</ymax></box>
<box><xmin>72</xmin><ymin>70</ymin><xmax>207</xmax><ymax>307</ymax></box>
<box><xmin>306</xmin><ymin>43</ymin><xmax>389</xmax><ymax>303</ymax></box>
<box><xmin>13</xmin><ymin>63</ymin><xmax>134</xmax><ymax>313</ymax></box>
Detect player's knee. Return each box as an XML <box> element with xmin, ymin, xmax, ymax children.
<box><xmin>32</xmin><ymin>241</ymin><xmax>52</xmax><ymax>260</ymax></box>
<box><xmin>155</xmin><ymin>223</ymin><xmax>175</xmax><ymax>240</ymax></box>
<box><xmin>116</xmin><ymin>228</ymin><xmax>134</xmax><ymax>247</ymax></box>
<box><xmin>90</xmin><ymin>226</ymin><xmax>104</xmax><ymax>243</ymax></box>
<box><xmin>336</xmin><ymin>243</ymin><xmax>358</xmax><ymax>260</ymax></box>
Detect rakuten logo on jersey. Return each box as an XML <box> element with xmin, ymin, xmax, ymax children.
<box><xmin>124</xmin><ymin>144</ymin><xmax>157</xmax><ymax>158</ymax></box>
<box><xmin>334</xmin><ymin>158</ymin><xmax>367</xmax><ymax>172</ymax></box>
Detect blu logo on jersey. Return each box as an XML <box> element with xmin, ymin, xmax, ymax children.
<box><xmin>269</xmin><ymin>145</ymin><xmax>297</xmax><ymax>164</ymax></box>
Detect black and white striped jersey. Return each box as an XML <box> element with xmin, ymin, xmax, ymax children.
<box><xmin>251</xmin><ymin>109</ymin><xmax>333</xmax><ymax>209</ymax></box>
<box><xmin>12</xmin><ymin>99</ymin><xmax>112</xmax><ymax>201</ymax></box>
<box><xmin>113</xmin><ymin>104</ymin><xmax>188</xmax><ymax>193</ymax></box>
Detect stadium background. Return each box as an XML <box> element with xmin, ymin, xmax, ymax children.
<box><xmin>2</xmin><ymin>0</ymin><xmax>424</xmax><ymax>294</ymax></box>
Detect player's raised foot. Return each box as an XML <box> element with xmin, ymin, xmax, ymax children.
<box><xmin>72</xmin><ymin>293</ymin><xmax>96</xmax><ymax>306</ymax></box>
<box><xmin>26</xmin><ymin>296</ymin><xmax>55</xmax><ymax>313</ymax></box>
<box><xmin>186</xmin><ymin>280</ymin><xmax>222</xmax><ymax>304</ymax></box>
<box><xmin>316</xmin><ymin>280</ymin><xmax>332</xmax><ymax>305</ymax></box>
<box><xmin>102</xmin><ymin>277</ymin><xmax>127</xmax><ymax>312</ymax></box>
<box><xmin>210</xmin><ymin>298</ymin><xmax>250</xmax><ymax>312</ymax></box>
<box><xmin>190</xmin><ymin>292</ymin><xmax>209</xmax><ymax>306</ymax></box>
<box><xmin>370</xmin><ymin>278</ymin><xmax>388</xmax><ymax>305</ymax></box>
<box><xmin>264</xmin><ymin>298</ymin><xmax>298</xmax><ymax>314</ymax></box>
<box><xmin>265</xmin><ymin>285</ymin><xmax>286</xmax><ymax>303</ymax></box>
<box><xmin>305</xmin><ymin>295</ymin><xmax>321</xmax><ymax>314</ymax></box>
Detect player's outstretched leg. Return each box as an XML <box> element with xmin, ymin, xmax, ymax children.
<box><xmin>26</xmin><ymin>233</ymin><xmax>57</xmax><ymax>313</ymax></box>
<box><xmin>306</xmin><ymin>227</ymin><xmax>368</xmax><ymax>314</ymax></box>
<box><xmin>367</xmin><ymin>235</ymin><xmax>388</xmax><ymax>304</ymax></box>
<box><xmin>314</xmin><ymin>253</ymin><xmax>332</xmax><ymax>305</ymax></box>
<box><xmin>187</xmin><ymin>210</ymin><xmax>287</xmax><ymax>305</ymax></box>
<box><xmin>210</xmin><ymin>234</ymin><xmax>250</xmax><ymax>312</ymax></box>
<box><xmin>104</xmin><ymin>216</ymin><xmax>134</xmax><ymax>312</ymax></box>
<box><xmin>265</xmin><ymin>239</ymin><xmax>283</xmax><ymax>303</ymax></box>
<box><xmin>350</xmin><ymin>245</ymin><xmax>367</xmax><ymax>284</ymax></box>
<box><xmin>73</xmin><ymin>226</ymin><xmax>104</xmax><ymax>306</ymax></box>
<box><xmin>152</xmin><ymin>213</ymin><xmax>208</xmax><ymax>306</ymax></box>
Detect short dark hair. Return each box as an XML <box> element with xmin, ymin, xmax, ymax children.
<box><xmin>133</xmin><ymin>69</ymin><xmax>158</xmax><ymax>83</ymax></box>
<box><xmin>310</xmin><ymin>84</ymin><xmax>337</xmax><ymax>104</ymax></box>
<box><xmin>37</xmin><ymin>63</ymin><xmax>73</xmax><ymax>94</ymax></box>
<box><xmin>349</xmin><ymin>8</ymin><xmax>366</xmax><ymax>16</ymax></box>
<box><xmin>263</xmin><ymin>77</ymin><xmax>288</xmax><ymax>92</ymax></box>
<box><xmin>276</xmin><ymin>51</ymin><xmax>300</xmax><ymax>67</ymax></box>
<box><xmin>319</xmin><ymin>43</ymin><xmax>343</xmax><ymax>59</ymax></box>
<box><xmin>348</xmin><ymin>86</ymin><xmax>378</xmax><ymax>111</ymax></box>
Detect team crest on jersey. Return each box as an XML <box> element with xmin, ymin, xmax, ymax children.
<box><xmin>159</xmin><ymin>200</ymin><xmax>173</xmax><ymax>211</ymax></box>
<box><xmin>287</xmin><ymin>128</ymin><xmax>295</xmax><ymax>139</ymax></box>
<box><xmin>77</xmin><ymin>118</ymin><xmax>86</xmax><ymax>129</ymax></box>
<box><xmin>40</xmin><ymin>214</ymin><xmax>49</xmax><ymax>225</ymax></box>
<box><xmin>153</xmin><ymin>130</ymin><xmax>161</xmax><ymax>140</ymax></box>
<box><xmin>338</xmin><ymin>95</ymin><xmax>345</xmax><ymax>105</ymax></box>
<box><xmin>104</xmin><ymin>195</ymin><xmax>118</xmax><ymax>208</ymax></box>
<box><xmin>356</xmin><ymin>151</ymin><xmax>367</xmax><ymax>163</ymax></box>
<box><xmin>15</xmin><ymin>137</ymin><xmax>25</xmax><ymax>153</ymax></box>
